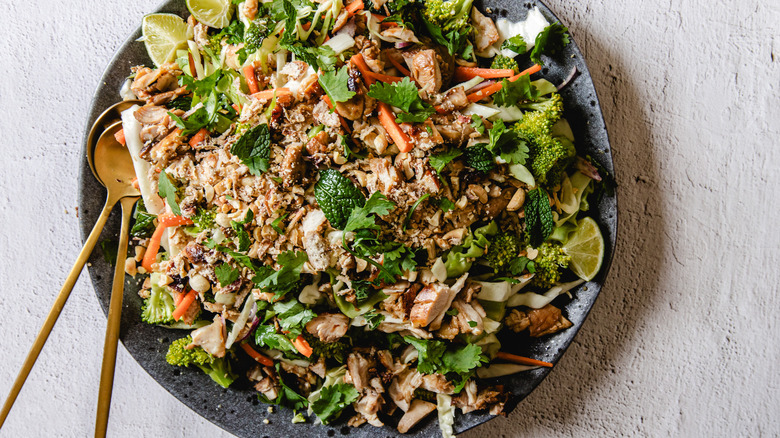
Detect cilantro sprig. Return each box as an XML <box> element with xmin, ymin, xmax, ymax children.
<box><xmin>318</xmin><ymin>66</ymin><xmax>355</xmax><ymax>104</ymax></box>
<box><xmin>366</xmin><ymin>77</ymin><xmax>435</xmax><ymax>123</ymax></box>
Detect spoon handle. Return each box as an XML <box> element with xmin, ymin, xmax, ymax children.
<box><xmin>95</xmin><ymin>196</ymin><xmax>138</xmax><ymax>438</ymax></box>
<box><xmin>0</xmin><ymin>196</ymin><xmax>116</xmax><ymax>429</ymax></box>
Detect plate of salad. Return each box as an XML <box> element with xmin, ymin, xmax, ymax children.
<box><xmin>78</xmin><ymin>0</ymin><xmax>617</xmax><ymax>436</ymax></box>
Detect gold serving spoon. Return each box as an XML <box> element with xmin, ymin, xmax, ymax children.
<box><xmin>0</xmin><ymin>111</ymin><xmax>140</xmax><ymax>429</ymax></box>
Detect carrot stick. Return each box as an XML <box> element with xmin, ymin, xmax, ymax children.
<box><xmin>292</xmin><ymin>335</ymin><xmax>313</xmax><ymax>357</ymax></box>
<box><xmin>378</xmin><ymin>102</ymin><xmax>413</xmax><ymax>153</ymax></box>
<box><xmin>466</xmin><ymin>64</ymin><xmax>542</xmax><ymax>102</ymax></box>
<box><xmin>387</xmin><ymin>55</ymin><xmax>411</xmax><ymax>77</ymax></box>
<box><xmin>251</xmin><ymin>88</ymin><xmax>292</xmax><ymax>100</ymax></box>
<box><xmin>495</xmin><ymin>351</ymin><xmax>553</xmax><ymax>368</ymax></box>
<box><xmin>350</xmin><ymin>53</ymin><xmax>375</xmax><ymax>85</ymax></box>
<box><xmin>345</xmin><ymin>0</ymin><xmax>364</xmax><ymax>15</ymax></box>
<box><xmin>188</xmin><ymin>52</ymin><xmax>197</xmax><ymax>78</ymax></box>
<box><xmin>232</xmin><ymin>103</ymin><xmax>241</xmax><ymax>113</ymax></box>
<box><xmin>243</xmin><ymin>64</ymin><xmax>260</xmax><ymax>94</ymax></box>
<box><xmin>364</xmin><ymin>70</ymin><xmax>404</xmax><ymax>83</ymax></box>
<box><xmin>371</xmin><ymin>13</ymin><xmax>398</xmax><ymax>28</ymax></box>
<box><xmin>454</xmin><ymin>66</ymin><xmax>516</xmax><ymax>82</ymax></box>
<box><xmin>188</xmin><ymin>128</ymin><xmax>210</xmax><ymax>148</ymax></box>
<box><xmin>158</xmin><ymin>212</ymin><xmax>194</xmax><ymax>227</ymax></box>
<box><xmin>114</xmin><ymin>129</ymin><xmax>126</xmax><ymax>146</ymax></box>
<box><xmin>141</xmin><ymin>222</ymin><xmax>166</xmax><ymax>272</ymax></box>
<box><xmin>172</xmin><ymin>289</ymin><xmax>198</xmax><ymax>321</ymax></box>
<box><xmin>322</xmin><ymin>95</ymin><xmax>352</xmax><ymax>133</ymax></box>
<box><xmin>240</xmin><ymin>343</ymin><xmax>274</xmax><ymax>366</ymax></box>
<box><xmin>174</xmin><ymin>292</ymin><xmax>184</xmax><ymax>307</ymax></box>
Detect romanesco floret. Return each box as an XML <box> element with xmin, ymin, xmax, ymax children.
<box><xmin>422</xmin><ymin>0</ymin><xmax>475</xmax><ymax>32</ymax></box>
<box><xmin>483</xmin><ymin>230</ymin><xmax>523</xmax><ymax>273</ymax></box>
<box><xmin>490</xmin><ymin>54</ymin><xmax>519</xmax><ymax>73</ymax></box>
<box><xmin>529</xmin><ymin>242</ymin><xmax>571</xmax><ymax>289</ymax></box>
<box><xmin>512</xmin><ymin>93</ymin><xmax>576</xmax><ymax>187</ymax></box>
<box><xmin>141</xmin><ymin>282</ymin><xmax>175</xmax><ymax>325</ymax></box>
<box><xmin>166</xmin><ymin>336</ymin><xmax>237</xmax><ymax>388</ymax></box>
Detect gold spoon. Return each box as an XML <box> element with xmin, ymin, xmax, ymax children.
<box><xmin>85</xmin><ymin>99</ymin><xmax>144</xmax><ymax>178</ymax></box>
<box><xmin>0</xmin><ymin>115</ymin><xmax>141</xmax><ymax>428</ymax></box>
<box><xmin>92</xmin><ymin>121</ymin><xmax>141</xmax><ymax>437</ymax></box>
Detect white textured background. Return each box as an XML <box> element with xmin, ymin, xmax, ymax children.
<box><xmin>1</xmin><ymin>0</ymin><xmax>778</xmax><ymax>436</ymax></box>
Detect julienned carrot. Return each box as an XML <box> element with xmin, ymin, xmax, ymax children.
<box><xmin>243</xmin><ymin>64</ymin><xmax>260</xmax><ymax>94</ymax></box>
<box><xmin>350</xmin><ymin>53</ymin><xmax>375</xmax><ymax>86</ymax></box>
<box><xmin>466</xmin><ymin>64</ymin><xmax>542</xmax><ymax>102</ymax></box>
<box><xmin>251</xmin><ymin>88</ymin><xmax>292</xmax><ymax>100</ymax></box>
<box><xmin>174</xmin><ymin>292</ymin><xmax>184</xmax><ymax>307</ymax></box>
<box><xmin>172</xmin><ymin>289</ymin><xmax>197</xmax><ymax>321</ymax></box>
<box><xmin>141</xmin><ymin>222</ymin><xmax>166</xmax><ymax>271</ymax></box>
<box><xmin>495</xmin><ymin>351</ymin><xmax>553</xmax><ymax>368</ymax></box>
<box><xmin>292</xmin><ymin>335</ymin><xmax>313</xmax><ymax>357</ymax></box>
<box><xmin>188</xmin><ymin>128</ymin><xmax>210</xmax><ymax>148</ymax></box>
<box><xmin>322</xmin><ymin>95</ymin><xmax>352</xmax><ymax>133</ymax></box>
<box><xmin>240</xmin><ymin>343</ymin><xmax>274</xmax><ymax>366</ymax></box>
<box><xmin>158</xmin><ymin>212</ymin><xmax>194</xmax><ymax>227</ymax></box>
<box><xmin>188</xmin><ymin>52</ymin><xmax>197</xmax><ymax>78</ymax></box>
<box><xmin>345</xmin><ymin>0</ymin><xmax>364</xmax><ymax>15</ymax></box>
<box><xmin>364</xmin><ymin>70</ymin><xmax>404</xmax><ymax>83</ymax></box>
<box><xmin>387</xmin><ymin>55</ymin><xmax>411</xmax><ymax>76</ymax></box>
<box><xmin>378</xmin><ymin>102</ymin><xmax>413</xmax><ymax>153</ymax></box>
<box><xmin>454</xmin><ymin>66</ymin><xmax>515</xmax><ymax>82</ymax></box>
<box><xmin>114</xmin><ymin>129</ymin><xmax>126</xmax><ymax>146</ymax></box>
<box><xmin>371</xmin><ymin>13</ymin><xmax>398</xmax><ymax>27</ymax></box>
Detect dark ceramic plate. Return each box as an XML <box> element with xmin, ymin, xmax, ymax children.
<box><xmin>78</xmin><ymin>1</ymin><xmax>617</xmax><ymax>436</ymax></box>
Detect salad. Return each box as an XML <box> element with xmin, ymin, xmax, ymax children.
<box><xmin>117</xmin><ymin>0</ymin><xmax>607</xmax><ymax>435</ymax></box>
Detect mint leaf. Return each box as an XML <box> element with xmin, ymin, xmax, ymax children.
<box><xmin>530</xmin><ymin>23</ymin><xmax>570</xmax><ymax>65</ymax></box>
<box><xmin>492</xmin><ymin>74</ymin><xmax>539</xmax><ymax>107</ymax></box>
<box><xmin>231</xmin><ymin>123</ymin><xmax>271</xmax><ymax>175</ymax></box>
<box><xmin>429</xmin><ymin>149</ymin><xmax>463</xmax><ymax>174</ymax></box>
<box><xmin>464</xmin><ymin>144</ymin><xmax>494</xmax><ymax>172</ymax></box>
<box><xmin>157</xmin><ymin>170</ymin><xmax>182</xmax><ymax>215</ymax></box>
<box><xmin>315</xmin><ymin>169</ymin><xmax>366</xmax><ymax>230</ymax></box>
<box><xmin>318</xmin><ymin>66</ymin><xmax>355</xmax><ymax>104</ymax></box>
<box><xmin>215</xmin><ymin>263</ymin><xmax>240</xmax><ymax>286</ymax></box>
<box><xmin>501</xmin><ymin>34</ymin><xmax>527</xmax><ymax>54</ymax></box>
<box><xmin>525</xmin><ymin>188</ymin><xmax>554</xmax><ymax>246</ymax></box>
<box><xmin>311</xmin><ymin>383</ymin><xmax>359</xmax><ymax>424</ymax></box>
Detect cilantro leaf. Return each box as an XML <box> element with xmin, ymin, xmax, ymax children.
<box><xmin>501</xmin><ymin>34</ymin><xmax>527</xmax><ymax>54</ymax></box>
<box><xmin>488</xmin><ymin>119</ymin><xmax>529</xmax><ymax>165</ymax></box>
<box><xmin>525</xmin><ymin>188</ymin><xmax>554</xmax><ymax>246</ymax></box>
<box><xmin>311</xmin><ymin>383</ymin><xmax>359</xmax><ymax>424</ymax></box>
<box><xmin>366</xmin><ymin>77</ymin><xmax>435</xmax><ymax>123</ymax></box>
<box><xmin>231</xmin><ymin>123</ymin><xmax>271</xmax><ymax>175</ymax></box>
<box><xmin>437</xmin><ymin>198</ymin><xmax>455</xmax><ymax>212</ymax></box>
<box><xmin>230</xmin><ymin>209</ymin><xmax>254</xmax><ymax>252</ymax></box>
<box><xmin>429</xmin><ymin>149</ymin><xmax>463</xmax><ymax>174</ymax></box>
<box><xmin>255</xmin><ymin>324</ymin><xmax>296</xmax><ymax>352</ymax></box>
<box><xmin>130</xmin><ymin>200</ymin><xmax>156</xmax><ymax>238</ymax></box>
<box><xmin>470</xmin><ymin>114</ymin><xmax>486</xmax><ymax>135</ymax></box>
<box><xmin>315</xmin><ymin>169</ymin><xmax>367</xmax><ymax>230</ymax></box>
<box><xmin>318</xmin><ymin>66</ymin><xmax>355</xmax><ymax>104</ymax></box>
<box><xmin>271</xmin><ymin>299</ymin><xmax>316</xmax><ymax>337</ymax></box>
<box><xmin>207</xmin><ymin>240</ymin><xmax>259</xmax><ymax>271</ymax></box>
<box><xmin>492</xmin><ymin>74</ymin><xmax>540</xmax><ymax>107</ymax></box>
<box><xmin>441</xmin><ymin>343</ymin><xmax>487</xmax><ymax>374</ymax></box>
<box><xmin>157</xmin><ymin>170</ymin><xmax>182</xmax><ymax>215</ymax></box>
<box><xmin>530</xmin><ymin>23</ymin><xmax>570</xmax><ymax>65</ymax></box>
<box><xmin>403</xmin><ymin>336</ymin><xmax>447</xmax><ymax>374</ymax></box>
<box><xmin>215</xmin><ymin>263</ymin><xmax>240</xmax><ymax>287</ymax></box>
<box><xmin>421</xmin><ymin>17</ymin><xmax>472</xmax><ymax>57</ymax></box>
<box><xmin>343</xmin><ymin>191</ymin><xmax>396</xmax><ymax>233</ymax></box>
<box><xmin>258</xmin><ymin>363</ymin><xmax>309</xmax><ymax>410</ymax></box>
<box><xmin>363</xmin><ymin>311</ymin><xmax>385</xmax><ymax>330</ymax></box>
<box><xmin>252</xmin><ymin>250</ymin><xmax>309</xmax><ymax>298</ymax></box>
<box><xmin>271</xmin><ymin>211</ymin><xmax>289</xmax><ymax>235</ymax></box>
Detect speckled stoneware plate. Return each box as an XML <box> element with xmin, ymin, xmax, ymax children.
<box><xmin>78</xmin><ymin>1</ymin><xmax>617</xmax><ymax>436</ymax></box>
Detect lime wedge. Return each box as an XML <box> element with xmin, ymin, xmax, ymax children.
<box><xmin>142</xmin><ymin>13</ymin><xmax>189</xmax><ymax>67</ymax></box>
<box><xmin>562</xmin><ymin>217</ymin><xmax>605</xmax><ymax>281</ymax></box>
<box><xmin>186</xmin><ymin>0</ymin><xmax>233</xmax><ymax>29</ymax></box>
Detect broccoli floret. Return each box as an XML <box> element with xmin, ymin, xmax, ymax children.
<box><xmin>490</xmin><ymin>55</ymin><xmax>519</xmax><ymax>73</ymax></box>
<box><xmin>483</xmin><ymin>230</ymin><xmax>523</xmax><ymax>273</ymax></box>
<box><xmin>141</xmin><ymin>282</ymin><xmax>175</xmax><ymax>325</ymax></box>
<box><xmin>244</xmin><ymin>20</ymin><xmax>270</xmax><ymax>52</ymax></box>
<box><xmin>512</xmin><ymin>93</ymin><xmax>575</xmax><ymax>187</ymax></box>
<box><xmin>422</xmin><ymin>0</ymin><xmax>475</xmax><ymax>33</ymax></box>
<box><xmin>192</xmin><ymin>206</ymin><xmax>216</xmax><ymax>231</ymax></box>
<box><xmin>302</xmin><ymin>332</ymin><xmax>350</xmax><ymax>364</ymax></box>
<box><xmin>166</xmin><ymin>336</ymin><xmax>237</xmax><ymax>388</ymax></box>
<box><xmin>529</xmin><ymin>242</ymin><xmax>571</xmax><ymax>289</ymax></box>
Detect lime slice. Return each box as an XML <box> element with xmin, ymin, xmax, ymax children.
<box><xmin>186</xmin><ymin>0</ymin><xmax>233</xmax><ymax>29</ymax></box>
<box><xmin>562</xmin><ymin>217</ymin><xmax>605</xmax><ymax>281</ymax></box>
<box><xmin>142</xmin><ymin>13</ymin><xmax>189</xmax><ymax>67</ymax></box>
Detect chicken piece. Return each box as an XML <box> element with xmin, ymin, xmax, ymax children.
<box><xmin>187</xmin><ymin>317</ymin><xmax>225</xmax><ymax>358</ymax></box>
<box><xmin>409</xmin><ymin>283</ymin><xmax>450</xmax><ymax>327</ymax></box>
<box><xmin>347</xmin><ymin>351</ymin><xmax>374</xmax><ymax>392</ymax></box>
<box><xmin>434</xmin><ymin>86</ymin><xmax>470</xmax><ymax>113</ymax></box>
<box><xmin>355</xmin><ymin>389</ymin><xmax>385</xmax><ymax>427</ymax></box>
<box><xmin>471</xmin><ymin>7</ymin><xmax>500</xmax><ymax>52</ymax></box>
<box><xmin>388</xmin><ymin>369</ymin><xmax>423</xmax><ymax>412</ymax></box>
<box><xmin>453</xmin><ymin>384</ymin><xmax>508</xmax><ymax>415</ymax></box>
<box><xmin>280</xmin><ymin>361</ymin><xmax>318</xmax><ymax>394</ymax></box>
<box><xmin>451</xmin><ymin>298</ymin><xmax>486</xmax><ymax>336</ymax></box>
<box><xmin>305</xmin><ymin>313</ymin><xmax>350</xmax><ymax>343</ymax></box>
<box><xmin>368</xmin><ymin>157</ymin><xmax>402</xmax><ymax>196</ymax></box>
<box><xmin>420</xmin><ymin>373</ymin><xmax>454</xmax><ymax>394</ymax></box>
<box><xmin>397</xmin><ymin>399</ymin><xmax>436</xmax><ymax>433</ymax></box>
<box><xmin>280</xmin><ymin>143</ymin><xmax>304</xmax><ymax>186</ymax></box>
<box><xmin>134</xmin><ymin>105</ymin><xmax>169</xmax><ymax>125</ymax></box>
<box><xmin>309</xmin><ymin>356</ymin><xmax>327</xmax><ymax>378</ymax></box>
<box><xmin>148</xmin><ymin>128</ymin><xmax>184</xmax><ymax>165</ymax></box>
<box><xmin>355</xmin><ymin>35</ymin><xmax>385</xmax><ymax>73</ymax></box>
<box><xmin>431</xmin><ymin>113</ymin><xmax>475</xmax><ymax>146</ymax></box>
<box><xmin>377</xmin><ymin>349</ymin><xmax>407</xmax><ymax>378</ymax></box>
<box><xmin>402</xmin><ymin>49</ymin><xmax>442</xmax><ymax>95</ymax></box>
<box><xmin>381</xmin><ymin>26</ymin><xmax>420</xmax><ymax>43</ymax></box>
<box><xmin>248</xmin><ymin>365</ymin><xmax>280</xmax><ymax>401</ymax></box>
<box><xmin>281</xmin><ymin>60</ymin><xmax>309</xmax><ymax>81</ymax></box>
<box><xmin>335</xmin><ymin>94</ymin><xmax>365</xmax><ymax>121</ymax></box>
<box><xmin>505</xmin><ymin>305</ymin><xmax>573</xmax><ymax>337</ymax></box>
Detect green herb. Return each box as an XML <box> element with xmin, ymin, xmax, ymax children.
<box><xmin>463</xmin><ymin>144</ymin><xmax>494</xmax><ymax>172</ymax></box>
<box><xmin>343</xmin><ymin>191</ymin><xmax>395</xmax><ymax>233</ymax></box>
<box><xmin>166</xmin><ymin>95</ymin><xmax>192</xmax><ymax>111</ymax></box>
<box><xmin>258</xmin><ymin>363</ymin><xmax>309</xmax><ymax>410</ymax></box>
<box><xmin>488</xmin><ymin>119</ymin><xmax>529</xmax><ymax>165</ymax></box>
<box><xmin>230</xmin><ymin>209</ymin><xmax>254</xmax><ymax>252</ymax></box>
<box><xmin>215</xmin><ymin>263</ymin><xmax>240</xmax><ymax>287</ymax></box>
<box><xmin>157</xmin><ymin>170</ymin><xmax>182</xmax><ymax>215</ymax></box>
<box><xmin>318</xmin><ymin>66</ymin><xmax>356</xmax><ymax>104</ymax></box>
<box><xmin>100</xmin><ymin>239</ymin><xmax>118</xmax><ymax>266</ymax></box>
<box><xmin>525</xmin><ymin>188</ymin><xmax>554</xmax><ymax>246</ymax></box>
<box><xmin>366</xmin><ymin>77</ymin><xmax>435</xmax><ymax>123</ymax></box>
<box><xmin>231</xmin><ymin>123</ymin><xmax>271</xmax><ymax>175</ymax></box>
<box><xmin>252</xmin><ymin>250</ymin><xmax>309</xmax><ymax>298</ymax></box>
<box><xmin>445</xmin><ymin>308</ymin><xmax>459</xmax><ymax>316</ymax></box>
<box><xmin>351</xmin><ymin>280</ymin><xmax>374</xmax><ymax>303</ymax></box>
<box><xmin>363</xmin><ymin>311</ymin><xmax>385</xmax><ymax>330</ymax></box>
<box><xmin>437</xmin><ymin>198</ymin><xmax>455</xmax><ymax>213</ymax></box>
<box><xmin>421</xmin><ymin>16</ymin><xmax>472</xmax><ymax>57</ymax></box>
<box><xmin>509</xmin><ymin>256</ymin><xmax>535</xmax><ymax>276</ymax></box>
<box><xmin>255</xmin><ymin>324</ymin><xmax>296</xmax><ymax>352</ymax></box>
<box><xmin>467</xmin><ymin>320</ymin><xmax>477</xmax><ymax>328</ymax></box>
<box><xmin>271</xmin><ymin>211</ymin><xmax>289</xmax><ymax>235</ymax></box>
<box><xmin>500</xmin><ymin>34</ymin><xmax>527</xmax><ymax>54</ymax></box>
<box><xmin>492</xmin><ymin>74</ymin><xmax>539</xmax><ymax>107</ymax></box>
<box><xmin>429</xmin><ymin>149</ymin><xmax>463</xmax><ymax>174</ymax></box>
<box><xmin>131</xmin><ymin>200</ymin><xmax>156</xmax><ymax>238</ymax></box>
<box><xmin>404</xmin><ymin>193</ymin><xmax>431</xmax><ymax>230</ymax></box>
<box><xmin>269</xmin><ymin>299</ymin><xmax>316</xmax><ymax>337</ymax></box>
<box><xmin>314</xmin><ymin>169</ymin><xmax>367</xmax><ymax>230</ymax></box>
<box><xmin>470</xmin><ymin>114</ymin><xmax>485</xmax><ymax>135</ymax></box>
<box><xmin>530</xmin><ymin>23</ymin><xmax>570</xmax><ymax>65</ymax></box>
<box><xmin>311</xmin><ymin>383</ymin><xmax>359</xmax><ymax>424</ymax></box>
<box><xmin>282</xmin><ymin>40</ymin><xmax>337</xmax><ymax>71</ymax></box>
<box><xmin>207</xmin><ymin>240</ymin><xmax>258</xmax><ymax>271</ymax></box>
<box><xmin>192</xmin><ymin>207</ymin><xmax>216</xmax><ymax>231</ymax></box>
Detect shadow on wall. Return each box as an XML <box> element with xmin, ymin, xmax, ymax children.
<box><xmin>462</xmin><ymin>18</ymin><xmax>667</xmax><ymax>438</ymax></box>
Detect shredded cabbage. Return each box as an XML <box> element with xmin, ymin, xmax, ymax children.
<box><xmin>476</xmin><ymin>363</ymin><xmax>537</xmax><ymax>378</ymax></box>
<box><xmin>437</xmin><ymin>394</ymin><xmax>455</xmax><ymax>438</ymax></box>
<box><xmin>444</xmin><ymin>222</ymin><xmax>497</xmax><ymax>277</ymax></box>
<box><xmin>507</xmin><ymin>279</ymin><xmax>585</xmax><ymax>308</ymax></box>
<box><xmin>224</xmin><ymin>293</ymin><xmax>256</xmax><ymax>349</ymax></box>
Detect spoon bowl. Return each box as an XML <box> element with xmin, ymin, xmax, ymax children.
<box><xmin>86</xmin><ymin>99</ymin><xmax>144</xmax><ymax>181</ymax></box>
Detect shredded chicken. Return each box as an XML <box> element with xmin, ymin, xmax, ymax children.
<box><xmin>505</xmin><ymin>305</ymin><xmax>573</xmax><ymax>337</ymax></box>
<box><xmin>305</xmin><ymin>313</ymin><xmax>349</xmax><ymax>342</ymax></box>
